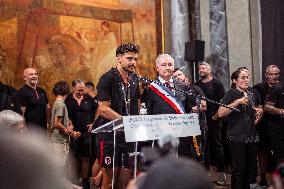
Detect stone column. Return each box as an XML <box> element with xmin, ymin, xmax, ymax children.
<box><xmin>171</xmin><ymin>0</ymin><xmax>191</xmax><ymax>78</ymax></box>
<box><xmin>209</xmin><ymin>0</ymin><xmax>230</xmax><ymax>90</ymax></box>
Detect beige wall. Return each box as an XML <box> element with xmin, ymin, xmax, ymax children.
<box><xmin>226</xmin><ymin>0</ymin><xmax>253</xmax><ymax>82</ymax></box>
<box><xmin>200</xmin><ymin>0</ymin><xmax>210</xmax><ymax>59</ymax></box>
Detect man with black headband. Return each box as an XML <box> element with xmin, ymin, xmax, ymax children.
<box><xmin>94</xmin><ymin>43</ymin><xmax>141</xmax><ymax>189</ymax></box>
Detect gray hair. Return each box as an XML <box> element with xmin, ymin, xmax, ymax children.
<box><xmin>198</xmin><ymin>62</ymin><xmax>212</xmax><ymax>71</ymax></box>
<box><xmin>0</xmin><ymin>110</ymin><xmax>24</xmax><ymax>129</ymax></box>
<box><xmin>266</xmin><ymin>64</ymin><xmax>280</xmax><ymax>73</ymax></box>
<box><xmin>156</xmin><ymin>54</ymin><xmax>174</xmax><ymax>66</ymax></box>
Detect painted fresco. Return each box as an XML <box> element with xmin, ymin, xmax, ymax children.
<box><xmin>0</xmin><ymin>0</ymin><xmax>159</xmax><ymax>102</ymax></box>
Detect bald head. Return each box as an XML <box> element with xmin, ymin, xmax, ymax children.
<box><xmin>23</xmin><ymin>68</ymin><xmax>38</xmax><ymax>87</ymax></box>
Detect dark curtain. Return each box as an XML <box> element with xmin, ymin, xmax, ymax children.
<box><xmin>261</xmin><ymin>0</ymin><xmax>284</xmax><ymax>82</ymax></box>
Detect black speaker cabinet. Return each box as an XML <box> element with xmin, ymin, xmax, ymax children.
<box><xmin>184</xmin><ymin>40</ymin><xmax>205</xmax><ymax>61</ymax></box>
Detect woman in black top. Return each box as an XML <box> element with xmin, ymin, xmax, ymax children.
<box><xmin>217</xmin><ymin>68</ymin><xmax>263</xmax><ymax>189</ymax></box>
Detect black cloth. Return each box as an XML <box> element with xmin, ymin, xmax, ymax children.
<box><xmin>265</xmin><ymin>82</ymin><xmax>284</xmax><ymax>139</ymax></box>
<box><xmin>65</xmin><ymin>94</ymin><xmax>98</xmax><ymax>157</ymax></box>
<box><xmin>195</xmin><ymin>78</ymin><xmax>225</xmax><ymax>119</ymax></box>
<box><xmin>96</xmin><ymin>68</ymin><xmax>140</xmax><ymax>117</ymax></box>
<box><xmin>0</xmin><ymin>83</ymin><xmax>22</xmax><ymax>114</ymax></box>
<box><xmin>221</xmin><ymin>88</ymin><xmax>260</xmax><ymax>143</ymax></box>
<box><xmin>253</xmin><ymin>82</ymin><xmax>271</xmax><ymax>150</ymax></box>
<box><xmin>265</xmin><ymin>82</ymin><xmax>284</xmax><ymax>158</ymax></box>
<box><xmin>144</xmin><ymin>80</ymin><xmax>204</xmax><ymax>115</ymax></box>
<box><xmin>195</xmin><ymin>78</ymin><xmax>225</xmax><ymax>171</ymax></box>
<box><xmin>143</xmin><ymin>80</ymin><xmax>204</xmax><ymax>158</ymax></box>
<box><xmin>18</xmin><ymin>84</ymin><xmax>48</xmax><ymax>129</ymax></box>
<box><xmin>230</xmin><ymin>141</ymin><xmax>258</xmax><ymax>189</ymax></box>
<box><xmin>65</xmin><ymin>94</ymin><xmax>97</xmax><ymax>133</ymax></box>
<box><xmin>95</xmin><ymin>68</ymin><xmax>140</xmax><ymax>167</ymax></box>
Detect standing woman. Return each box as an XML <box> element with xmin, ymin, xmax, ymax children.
<box><xmin>217</xmin><ymin>68</ymin><xmax>263</xmax><ymax>189</ymax></box>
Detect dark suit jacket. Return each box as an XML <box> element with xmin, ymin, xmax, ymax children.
<box><xmin>0</xmin><ymin>83</ymin><xmax>22</xmax><ymax>114</ymax></box>
<box><xmin>144</xmin><ymin>79</ymin><xmax>192</xmax><ymax>115</ymax></box>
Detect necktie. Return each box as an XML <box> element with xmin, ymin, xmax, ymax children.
<box><xmin>165</xmin><ymin>82</ymin><xmax>174</xmax><ymax>92</ymax></box>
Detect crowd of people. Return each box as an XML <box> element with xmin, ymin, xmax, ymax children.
<box><xmin>0</xmin><ymin>43</ymin><xmax>284</xmax><ymax>189</ymax></box>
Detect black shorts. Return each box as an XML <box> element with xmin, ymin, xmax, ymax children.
<box><xmin>271</xmin><ymin>138</ymin><xmax>284</xmax><ymax>159</ymax></box>
<box><xmin>69</xmin><ymin>136</ymin><xmax>91</xmax><ymax>157</ymax></box>
<box><xmin>257</xmin><ymin>135</ymin><xmax>271</xmax><ymax>152</ymax></box>
<box><xmin>96</xmin><ymin>133</ymin><xmax>134</xmax><ymax>168</ymax></box>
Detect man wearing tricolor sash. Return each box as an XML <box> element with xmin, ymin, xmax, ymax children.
<box><xmin>143</xmin><ymin>54</ymin><xmax>206</xmax><ymax>158</ymax></box>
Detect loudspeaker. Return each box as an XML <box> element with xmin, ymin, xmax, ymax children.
<box><xmin>184</xmin><ymin>40</ymin><xmax>205</xmax><ymax>61</ymax></box>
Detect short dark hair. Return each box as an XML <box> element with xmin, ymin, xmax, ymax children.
<box><xmin>173</xmin><ymin>68</ymin><xmax>180</xmax><ymax>73</ymax></box>
<box><xmin>116</xmin><ymin>43</ymin><xmax>140</xmax><ymax>57</ymax></box>
<box><xmin>52</xmin><ymin>81</ymin><xmax>70</xmax><ymax>96</ymax></box>
<box><xmin>237</xmin><ymin>66</ymin><xmax>249</xmax><ymax>71</ymax></box>
<box><xmin>71</xmin><ymin>79</ymin><xmax>84</xmax><ymax>87</ymax></box>
<box><xmin>231</xmin><ymin>69</ymin><xmax>243</xmax><ymax>89</ymax></box>
<box><xmin>85</xmin><ymin>81</ymin><xmax>94</xmax><ymax>88</ymax></box>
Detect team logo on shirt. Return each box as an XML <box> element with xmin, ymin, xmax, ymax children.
<box><xmin>105</xmin><ymin>156</ymin><xmax>112</xmax><ymax>165</ymax></box>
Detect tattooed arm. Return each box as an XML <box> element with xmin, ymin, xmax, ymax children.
<box><xmin>264</xmin><ymin>101</ymin><xmax>284</xmax><ymax>115</ymax></box>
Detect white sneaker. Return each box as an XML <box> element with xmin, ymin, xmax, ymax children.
<box><xmin>250</xmin><ymin>183</ymin><xmax>263</xmax><ymax>189</ymax></box>
<box><xmin>216</xmin><ymin>172</ymin><xmax>226</xmax><ymax>186</ymax></box>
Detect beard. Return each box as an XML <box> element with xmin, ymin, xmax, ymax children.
<box><xmin>122</xmin><ymin>65</ymin><xmax>135</xmax><ymax>73</ymax></box>
<box><xmin>199</xmin><ymin>72</ymin><xmax>208</xmax><ymax>79</ymax></box>
<box><xmin>29</xmin><ymin>79</ymin><xmax>38</xmax><ymax>85</ymax></box>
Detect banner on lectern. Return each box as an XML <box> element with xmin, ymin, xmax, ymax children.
<box><xmin>123</xmin><ymin>113</ymin><xmax>200</xmax><ymax>142</ymax></box>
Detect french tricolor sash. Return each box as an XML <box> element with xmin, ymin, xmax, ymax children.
<box><xmin>149</xmin><ymin>82</ymin><xmax>185</xmax><ymax>114</ymax></box>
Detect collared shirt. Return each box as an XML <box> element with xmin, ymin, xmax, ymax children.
<box><xmin>65</xmin><ymin>94</ymin><xmax>98</xmax><ymax>133</ymax></box>
<box><xmin>158</xmin><ymin>76</ymin><xmax>174</xmax><ymax>93</ymax></box>
<box><xmin>158</xmin><ymin>76</ymin><xmax>174</xmax><ymax>87</ymax></box>
<box><xmin>18</xmin><ymin>84</ymin><xmax>48</xmax><ymax>129</ymax></box>
<box><xmin>222</xmin><ymin>88</ymin><xmax>260</xmax><ymax>143</ymax></box>
<box><xmin>96</xmin><ymin>67</ymin><xmax>140</xmax><ymax>117</ymax></box>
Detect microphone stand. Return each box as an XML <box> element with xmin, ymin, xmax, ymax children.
<box><xmin>122</xmin><ymin>75</ymin><xmax>139</xmax><ymax>179</ymax></box>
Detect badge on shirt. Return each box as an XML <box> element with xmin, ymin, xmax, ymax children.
<box><xmin>105</xmin><ymin>156</ymin><xmax>112</xmax><ymax>165</ymax></box>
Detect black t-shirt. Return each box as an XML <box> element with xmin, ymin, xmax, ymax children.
<box><xmin>253</xmin><ymin>82</ymin><xmax>271</xmax><ymax>135</ymax></box>
<box><xmin>96</xmin><ymin>68</ymin><xmax>140</xmax><ymax>119</ymax></box>
<box><xmin>195</xmin><ymin>78</ymin><xmax>225</xmax><ymax>119</ymax></box>
<box><xmin>0</xmin><ymin>83</ymin><xmax>22</xmax><ymax>114</ymax></box>
<box><xmin>65</xmin><ymin>94</ymin><xmax>98</xmax><ymax>133</ymax></box>
<box><xmin>265</xmin><ymin>82</ymin><xmax>284</xmax><ymax>139</ymax></box>
<box><xmin>95</xmin><ymin>68</ymin><xmax>140</xmax><ymax>142</ymax></box>
<box><xmin>187</xmin><ymin>84</ymin><xmax>206</xmax><ymax>111</ymax></box>
<box><xmin>222</xmin><ymin>88</ymin><xmax>260</xmax><ymax>143</ymax></box>
<box><xmin>18</xmin><ymin>84</ymin><xmax>48</xmax><ymax>129</ymax></box>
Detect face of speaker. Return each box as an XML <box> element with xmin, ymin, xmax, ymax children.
<box><xmin>117</xmin><ymin>52</ymin><xmax>138</xmax><ymax>73</ymax></box>
<box><xmin>156</xmin><ymin>57</ymin><xmax>174</xmax><ymax>80</ymax></box>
